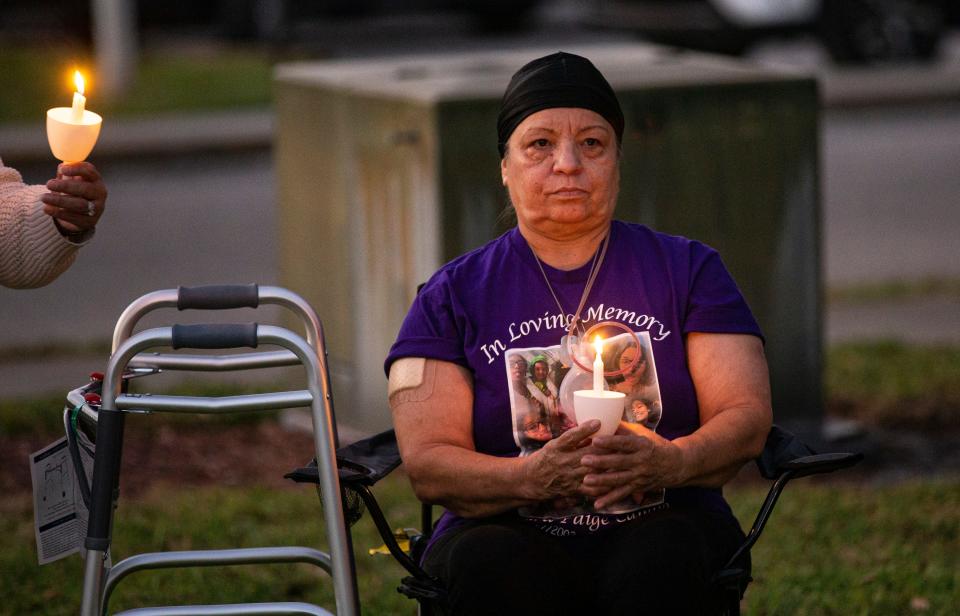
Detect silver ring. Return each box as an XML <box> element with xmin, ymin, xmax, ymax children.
<box><xmin>86</xmin><ymin>201</ymin><xmax>95</xmax><ymax>217</ymax></box>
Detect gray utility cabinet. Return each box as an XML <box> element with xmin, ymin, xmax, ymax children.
<box><xmin>274</xmin><ymin>43</ymin><xmax>820</xmax><ymax>433</ymax></box>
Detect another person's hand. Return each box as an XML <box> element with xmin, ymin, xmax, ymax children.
<box><xmin>523</xmin><ymin>420</ymin><xmax>601</xmax><ymax>500</ymax></box>
<box><xmin>41</xmin><ymin>162</ymin><xmax>107</xmax><ymax>235</ymax></box>
<box><xmin>579</xmin><ymin>422</ymin><xmax>683</xmax><ymax>510</ymax></box>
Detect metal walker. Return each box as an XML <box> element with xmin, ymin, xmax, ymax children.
<box><xmin>78</xmin><ymin>284</ymin><xmax>359</xmax><ymax>616</ymax></box>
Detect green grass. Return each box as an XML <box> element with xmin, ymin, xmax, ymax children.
<box><xmin>0</xmin><ymin>45</ymin><xmax>273</xmax><ymax>123</ymax></box>
<box><xmin>2</xmin><ymin>477</ymin><xmax>957</xmax><ymax>615</ymax></box>
<box><xmin>0</xmin><ymin>393</ymin><xmax>73</xmax><ymax>437</ymax></box>
<box><xmin>1</xmin><ymin>476</ymin><xmax>420</xmax><ymax>615</ymax></box>
<box><xmin>0</xmin><ymin>339</ymin><xmax>111</xmax><ymax>365</ymax></box>
<box><xmin>826</xmin><ymin>341</ymin><xmax>960</xmax><ymax>430</ymax></box>
<box><xmin>0</xmin><ymin>380</ymin><xmax>292</xmax><ymax>438</ymax></box>
<box><xmin>828</xmin><ymin>276</ymin><xmax>960</xmax><ymax>304</ymax></box>
<box><xmin>728</xmin><ymin>479</ymin><xmax>960</xmax><ymax>616</ymax></box>
<box><xmin>4</xmin><ymin>341</ymin><xmax>957</xmax><ymax>438</ymax></box>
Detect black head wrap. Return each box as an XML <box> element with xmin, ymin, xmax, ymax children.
<box><xmin>497</xmin><ymin>51</ymin><xmax>624</xmax><ymax>157</ymax></box>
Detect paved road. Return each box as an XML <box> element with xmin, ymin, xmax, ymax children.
<box><xmin>822</xmin><ymin>102</ymin><xmax>960</xmax><ymax>285</ymax></box>
<box><xmin>0</xmin><ymin>149</ymin><xmax>287</xmax><ymax>398</ymax></box>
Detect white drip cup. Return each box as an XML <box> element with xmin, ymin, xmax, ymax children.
<box><xmin>573</xmin><ymin>390</ymin><xmax>626</xmax><ymax>436</ymax></box>
<box><xmin>47</xmin><ymin>107</ymin><xmax>102</xmax><ymax>162</ymax></box>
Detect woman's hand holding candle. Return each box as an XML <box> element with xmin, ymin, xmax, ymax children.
<box><xmin>38</xmin><ymin>71</ymin><xmax>106</xmax><ymax>237</ymax></box>
<box><xmin>40</xmin><ymin>162</ymin><xmax>107</xmax><ymax>236</ymax></box>
<box><xmin>580</xmin><ymin>421</ymin><xmax>683</xmax><ymax>510</ymax></box>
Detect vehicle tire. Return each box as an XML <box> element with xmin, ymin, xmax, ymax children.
<box><xmin>466</xmin><ymin>0</ymin><xmax>541</xmax><ymax>32</ymax></box>
<box><xmin>820</xmin><ymin>0</ymin><xmax>945</xmax><ymax>64</ymax></box>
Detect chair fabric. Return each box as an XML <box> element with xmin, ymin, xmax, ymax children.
<box><xmin>285</xmin><ymin>429</ymin><xmax>401</xmax><ymax>486</ymax></box>
<box><xmin>756</xmin><ymin>424</ymin><xmax>818</xmax><ymax>479</ymax></box>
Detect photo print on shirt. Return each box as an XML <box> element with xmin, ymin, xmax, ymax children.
<box><xmin>505</xmin><ymin>330</ymin><xmax>666</xmax><ymax>520</ymax></box>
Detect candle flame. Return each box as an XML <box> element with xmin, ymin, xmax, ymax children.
<box><xmin>593</xmin><ymin>335</ymin><xmax>603</xmax><ymax>356</ymax></box>
<box><xmin>74</xmin><ymin>70</ymin><xmax>85</xmax><ymax>96</ymax></box>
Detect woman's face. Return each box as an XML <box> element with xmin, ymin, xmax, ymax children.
<box><xmin>619</xmin><ymin>346</ymin><xmax>646</xmax><ymax>380</ymax></box>
<box><xmin>501</xmin><ymin>107</ymin><xmax>620</xmax><ymax>240</ymax></box>
<box><xmin>533</xmin><ymin>361</ymin><xmax>549</xmax><ymax>382</ymax></box>
<box><xmin>631</xmin><ymin>400</ymin><xmax>649</xmax><ymax>422</ymax></box>
<box><xmin>510</xmin><ymin>358</ymin><xmax>528</xmax><ymax>382</ymax></box>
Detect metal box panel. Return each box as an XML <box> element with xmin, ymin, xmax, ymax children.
<box><xmin>275</xmin><ymin>44</ymin><xmax>820</xmax><ymax>431</ymax></box>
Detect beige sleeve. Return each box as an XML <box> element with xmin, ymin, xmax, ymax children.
<box><xmin>0</xmin><ymin>166</ymin><xmax>80</xmax><ymax>289</ymax></box>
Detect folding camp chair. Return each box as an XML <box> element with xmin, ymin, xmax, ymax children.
<box><xmin>287</xmin><ymin>423</ymin><xmax>862</xmax><ymax>615</ymax></box>
<box><xmin>78</xmin><ymin>284</ymin><xmax>361</xmax><ymax>616</ymax></box>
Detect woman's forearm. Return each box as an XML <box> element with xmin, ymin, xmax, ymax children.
<box><xmin>0</xmin><ymin>179</ymin><xmax>78</xmax><ymax>289</ymax></box>
<box><xmin>403</xmin><ymin>443</ymin><xmax>536</xmax><ymax>518</ymax></box>
<box><xmin>678</xmin><ymin>332</ymin><xmax>772</xmax><ymax>487</ymax></box>
<box><xmin>671</xmin><ymin>403</ymin><xmax>770</xmax><ymax>488</ymax></box>
<box><xmin>390</xmin><ymin>358</ymin><xmax>536</xmax><ymax>518</ymax></box>
<box><xmin>390</xmin><ymin>357</ymin><xmax>600</xmax><ymax>518</ymax></box>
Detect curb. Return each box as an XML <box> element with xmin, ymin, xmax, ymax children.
<box><xmin>0</xmin><ymin>109</ymin><xmax>274</xmax><ymax>164</ymax></box>
<box><xmin>817</xmin><ymin>63</ymin><xmax>960</xmax><ymax>109</ymax></box>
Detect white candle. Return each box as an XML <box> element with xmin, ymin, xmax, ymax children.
<box><xmin>71</xmin><ymin>71</ymin><xmax>86</xmax><ymax>122</ymax></box>
<box><xmin>593</xmin><ymin>336</ymin><xmax>604</xmax><ymax>391</ymax></box>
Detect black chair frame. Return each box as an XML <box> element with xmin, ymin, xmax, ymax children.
<box><xmin>287</xmin><ymin>424</ymin><xmax>862</xmax><ymax>615</ymax></box>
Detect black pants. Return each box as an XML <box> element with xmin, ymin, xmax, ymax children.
<box><xmin>423</xmin><ymin>506</ymin><xmax>747</xmax><ymax>616</ymax></box>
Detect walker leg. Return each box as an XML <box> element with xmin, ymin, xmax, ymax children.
<box><xmin>80</xmin><ymin>549</ymin><xmax>107</xmax><ymax>616</ymax></box>
<box><xmin>80</xmin><ymin>408</ymin><xmax>126</xmax><ymax>616</ymax></box>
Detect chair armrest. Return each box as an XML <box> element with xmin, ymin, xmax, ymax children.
<box><xmin>755</xmin><ymin>424</ymin><xmax>864</xmax><ymax>479</ymax></box>
<box><xmin>723</xmin><ymin>425</ymin><xmax>863</xmax><ymax>575</ymax></box>
<box><xmin>285</xmin><ymin>428</ymin><xmax>402</xmax><ymax>487</ymax></box>
<box><xmin>782</xmin><ymin>451</ymin><xmax>864</xmax><ymax>478</ymax></box>
<box><xmin>285</xmin><ymin>429</ymin><xmax>441</xmax><ymax>589</ymax></box>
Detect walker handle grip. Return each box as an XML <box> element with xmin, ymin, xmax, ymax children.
<box><xmin>177</xmin><ymin>284</ymin><xmax>259</xmax><ymax>310</ymax></box>
<box><xmin>171</xmin><ymin>323</ymin><xmax>259</xmax><ymax>350</ymax></box>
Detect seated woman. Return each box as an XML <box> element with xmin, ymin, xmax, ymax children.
<box><xmin>385</xmin><ymin>51</ymin><xmax>771</xmax><ymax>615</ymax></box>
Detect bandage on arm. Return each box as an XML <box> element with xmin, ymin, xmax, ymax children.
<box><xmin>388</xmin><ymin>357</ymin><xmax>435</xmax><ymax>406</ymax></box>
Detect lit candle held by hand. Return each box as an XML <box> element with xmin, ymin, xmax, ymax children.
<box><xmin>593</xmin><ymin>336</ymin><xmax>604</xmax><ymax>391</ymax></box>
<box><xmin>574</xmin><ymin>334</ymin><xmax>625</xmax><ymax>437</ymax></box>
<box><xmin>47</xmin><ymin>69</ymin><xmax>102</xmax><ymax>163</ymax></box>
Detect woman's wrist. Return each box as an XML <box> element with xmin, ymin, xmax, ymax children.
<box><xmin>516</xmin><ymin>454</ymin><xmax>545</xmax><ymax>501</ymax></box>
<box><xmin>53</xmin><ymin>218</ymin><xmax>95</xmax><ymax>243</ymax></box>
<box><xmin>664</xmin><ymin>436</ymin><xmax>695</xmax><ymax>487</ymax></box>
<box><xmin>669</xmin><ymin>432</ymin><xmax>749</xmax><ymax>488</ymax></box>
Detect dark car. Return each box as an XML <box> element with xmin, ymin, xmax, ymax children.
<box><xmin>587</xmin><ymin>0</ymin><xmax>950</xmax><ymax>64</ymax></box>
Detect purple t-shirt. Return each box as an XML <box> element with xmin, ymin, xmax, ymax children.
<box><xmin>385</xmin><ymin>220</ymin><xmax>762</xmax><ymax>540</ymax></box>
